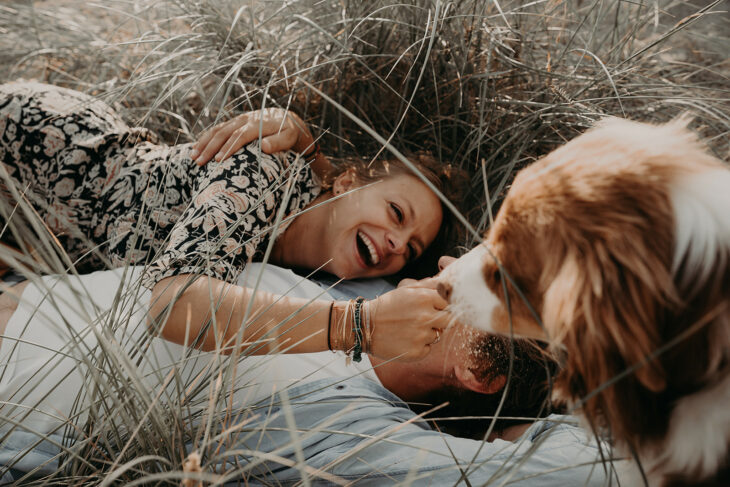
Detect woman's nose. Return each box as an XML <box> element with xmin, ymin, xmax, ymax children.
<box><xmin>386</xmin><ymin>233</ymin><xmax>406</xmax><ymax>254</ymax></box>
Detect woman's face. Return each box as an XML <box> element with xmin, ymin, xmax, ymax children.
<box><xmin>319</xmin><ymin>171</ymin><xmax>443</xmax><ymax>279</ymax></box>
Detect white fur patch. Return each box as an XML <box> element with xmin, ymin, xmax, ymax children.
<box><xmin>671</xmin><ymin>169</ymin><xmax>730</xmax><ymax>293</ymax></box>
<box><xmin>648</xmin><ymin>373</ymin><xmax>730</xmax><ymax>482</ymax></box>
<box><xmin>438</xmin><ymin>244</ymin><xmax>501</xmax><ymax>332</ymax></box>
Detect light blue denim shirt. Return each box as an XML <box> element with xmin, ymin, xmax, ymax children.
<box><xmin>218</xmin><ymin>376</ymin><xmax>618</xmax><ymax>486</ymax></box>
<box><xmin>1</xmin><ymin>376</ymin><xmax>618</xmax><ymax>485</ymax></box>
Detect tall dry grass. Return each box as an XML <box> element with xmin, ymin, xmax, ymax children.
<box><xmin>0</xmin><ymin>0</ymin><xmax>728</xmax><ymax>484</ymax></box>
<box><xmin>4</xmin><ymin>0</ymin><xmax>727</xmax><ymax>244</ymax></box>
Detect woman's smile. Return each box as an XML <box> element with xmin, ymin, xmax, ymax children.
<box><xmin>356</xmin><ymin>229</ymin><xmax>381</xmax><ymax>267</ymax></box>
<box><xmin>273</xmin><ymin>171</ymin><xmax>443</xmax><ymax>279</ymax></box>
<box><xmin>326</xmin><ymin>172</ymin><xmax>442</xmax><ymax>278</ymax></box>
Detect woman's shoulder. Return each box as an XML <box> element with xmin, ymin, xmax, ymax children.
<box><xmin>224</xmin><ymin>141</ymin><xmax>320</xmax><ymax>189</ymax></box>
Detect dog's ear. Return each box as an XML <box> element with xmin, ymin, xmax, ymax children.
<box><xmin>542</xmin><ymin>239</ymin><xmax>670</xmax><ymax>395</ymax></box>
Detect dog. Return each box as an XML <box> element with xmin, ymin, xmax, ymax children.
<box><xmin>437</xmin><ymin>117</ymin><xmax>730</xmax><ymax>486</ymax></box>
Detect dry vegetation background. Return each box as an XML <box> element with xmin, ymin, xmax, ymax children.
<box><xmin>2</xmin><ymin>0</ymin><xmax>727</xmax><ymax>248</ymax></box>
<box><xmin>0</xmin><ymin>0</ymin><xmax>728</xmax><ymax>484</ymax></box>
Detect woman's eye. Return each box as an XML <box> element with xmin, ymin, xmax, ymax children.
<box><xmin>390</xmin><ymin>203</ymin><xmax>404</xmax><ymax>223</ymax></box>
<box><xmin>407</xmin><ymin>244</ymin><xmax>417</xmax><ymax>261</ymax></box>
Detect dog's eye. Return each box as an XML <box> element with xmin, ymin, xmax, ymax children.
<box><xmin>494</xmin><ymin>268</ymin><xmax>502</xmax><ymax>284</ymax></box>
<box><xmin>484</xmin><ymin>265</ymin><xmax>503</xmax><ymax>288</ymax></box>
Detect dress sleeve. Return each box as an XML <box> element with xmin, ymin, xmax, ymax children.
<box><xmin>141</xmin><ymin>142</ymin><xmax>320</xmax><ymax>288</ymax></box>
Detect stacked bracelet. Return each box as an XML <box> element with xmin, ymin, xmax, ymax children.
<box><xmin>328</xmin><ymin>298</ymin><xmax>373</xmax><ymax>361</ymax></box>
<box><xmin>352</xmin><ymin>297</ymin><xmax>366</xmax><ymax>363</ymax></box>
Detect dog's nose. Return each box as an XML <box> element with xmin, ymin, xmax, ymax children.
<box><xmin>437</xmin><ymin>281</ymin><xmax>452</xmax><ymax>301</ymax></box>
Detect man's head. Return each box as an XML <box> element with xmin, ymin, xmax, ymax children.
<box><xmin>427</xmin><ymin>330</ymin><xmax>558</xmax><ymax>438</ymax></box>
<box><xmin>372</xmin><ymin>322</ymin><xmax>559</xmax><ymax>438</ymax></box>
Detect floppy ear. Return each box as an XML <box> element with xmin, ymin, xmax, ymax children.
<box><xmin>542</xmin><ymin>240</ymin><xmax>671</xmax><ymax>396</ymax></box>
<box><xmin>454</xmin><ymin>364</ymin><xmax>507</xmax><ymax>395</ymax></box>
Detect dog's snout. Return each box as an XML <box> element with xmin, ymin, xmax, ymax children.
<box><xmin>437</xmin><ymin>281</ymin><xmax>452</xmax><ymax>301</ymax></box>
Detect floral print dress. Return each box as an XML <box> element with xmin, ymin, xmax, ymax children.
<box><xmin>0</xmin><ymin>82</ymin><xmax>320</xmax><ymax>287</ymax></box>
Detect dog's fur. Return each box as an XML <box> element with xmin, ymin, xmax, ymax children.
<box><xmin>438</xmin><ymin>117</ymin><xmax>730</xmax><ymax>486</ymax></box>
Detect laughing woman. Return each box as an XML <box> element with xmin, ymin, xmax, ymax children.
<box><xmin>0</xmin><ymin>82</ymin><xmax>455</xmax><ymax>361</ymax></box>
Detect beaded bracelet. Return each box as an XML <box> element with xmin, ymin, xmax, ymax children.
<box><xmin>352</xmin><ymin>297</ymin><xmax>366</xmax><ymax>363</ymax></box>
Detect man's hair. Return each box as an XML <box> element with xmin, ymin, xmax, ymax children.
<box><xmin>414</xmin><ymin>334</ymin><xmax>560</xmax><ymax>439</ymax></box>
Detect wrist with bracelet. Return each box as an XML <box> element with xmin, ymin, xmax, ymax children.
<box><xmin>327</xmin><ymin>298</ymin><xmax>373</xmax><ymax>362</ymax></box>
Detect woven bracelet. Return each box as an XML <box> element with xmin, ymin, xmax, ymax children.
<box><xmin>352</xmin><ymin>297</ymin><xmax>365</xmax><ymax>363</ymax></box>
<box><xmin>326</xmin><ymin>301</ymin><xmax>334</xmax><ymax>351</ymax></box>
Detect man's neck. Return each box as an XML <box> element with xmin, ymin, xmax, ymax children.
<box><xmin>370</xmin><ymin>355</ymin><xmax>447</xmax><ymax>402</ymax></box>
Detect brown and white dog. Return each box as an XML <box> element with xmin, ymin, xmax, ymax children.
<box><xmin>437</xmin><ymin>117</ymin><xmax>730</xmax><ymax>486</ymax></box>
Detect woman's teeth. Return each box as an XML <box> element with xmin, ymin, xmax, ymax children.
<box><xmin>358</xmin><ymin>231</ymin><xmax>380</xmax><ymax>266</ymax></box>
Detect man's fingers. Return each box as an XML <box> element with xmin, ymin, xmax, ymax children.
<box><xmin>194</xmin><ymin>116</ymin><xmax>246</xmax><ymax>165</ymax></box>
<box><xmin>193</xmin><ymin>126</ymin><xmax>217</xmax><ymax>154</ymax></box>
<box><xmin>193</xmin><ymin>109</ymin><xmax>306</xmax><ymax>166</ymax></box>
<box><xmin>216</xmin><ymin>124</ymin><xmax>297</xmax><ymax>160</ymax></box>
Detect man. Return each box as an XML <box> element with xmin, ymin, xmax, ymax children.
<box><xmin>0</xmin><ymin>264</ymin><xmax>619</xmax><ymax>485</ymax></box>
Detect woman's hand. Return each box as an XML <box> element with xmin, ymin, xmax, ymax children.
<box><xmin>191</xmin><ymin>108</ymin><xmax>316</xmax><ymax>166</ymax></box>
<box><xmin>366</xmin><ymin>285</ymin><xmax>451</xmax><ymax>361</ymax></box>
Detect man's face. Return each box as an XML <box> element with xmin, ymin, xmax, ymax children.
<box><xmin>394</xmin><ymin>260</ymin><xmax>506</xmax><ymax>396</ymax></box>
<box><xmin>420</xmin><ymin>322</ymin><xmax>488</xmax><ymax>374</ymax></box>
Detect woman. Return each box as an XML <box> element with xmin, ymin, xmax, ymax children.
<box><xmin>0</xmin><ymin>82</ymin><xmax>454</xmax><ymax>361</ymax></box>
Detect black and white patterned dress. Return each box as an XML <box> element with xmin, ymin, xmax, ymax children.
<box><xmin>0</xmin><ymin>82</ymin><xmax>320</xmax><ymax>287</ymax></box>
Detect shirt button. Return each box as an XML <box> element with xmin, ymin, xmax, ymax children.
<box><xmin>335</xmin><ymin>385</ymin><xmax>345</xmax><ymax>390</ymax></box>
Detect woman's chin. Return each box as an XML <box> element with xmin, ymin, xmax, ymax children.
<box><xmin>323</xmin><ymin>260</ymin><xmax>355</xmax><ymax>280</ymax></box>
<box><xmin>327</xmin><ymin>257</ymin><xmax>391</xmax><ymax>280</ymax></box>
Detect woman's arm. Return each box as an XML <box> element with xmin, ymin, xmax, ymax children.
<box><xmin>149</xmin><ymin>274</ymin><xmax>450</xmax><ymax>360</ymax></box>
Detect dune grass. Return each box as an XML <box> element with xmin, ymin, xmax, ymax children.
<box><xmin>0</xmin><ymin>0</ymin><xmax>728</xmax><ymax>484</ymax></box>
<box><xmin>4</xmin><ymin>0</ymin><xmax>727</xmax><ymax>244</ymax></box>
